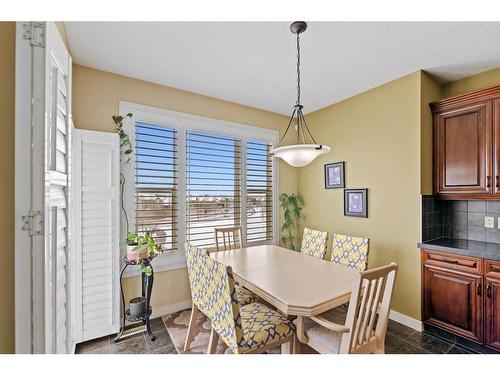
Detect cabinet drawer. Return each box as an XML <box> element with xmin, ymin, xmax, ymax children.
<box><xmin>485</xmin><ymin>259</ymin><xmax>500</xmax><ymax>279</ymax></box>
<box><xmin>422</xmin><ymin>249</ymin><xmax>482</xmax><ymax>274</ymax></box>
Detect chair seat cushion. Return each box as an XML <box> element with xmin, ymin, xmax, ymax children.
<box><xmin>238</xmin><ymin>302</ymin><xmax>295</xmax><ymax>353</ymax></box>
<box><xmin>235</xmin><ymin>285</ymin><xmax>259</xmax><ymax>305</ymax></box>
<box><xmin>294</xmin><ymin>317</ymin><xmax>342</xmax><ymax>353</ymax></box>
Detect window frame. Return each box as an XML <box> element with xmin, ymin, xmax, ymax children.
<box><xmin>120</xmin><ymin>101</ymin><xmax>279</xmax><ymax>276</ymax></box>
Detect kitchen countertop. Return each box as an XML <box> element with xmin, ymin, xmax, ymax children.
<box><xmin>418</xmin><ymin>237</ymin><xmax>500</xmax><ymax>261</ymax></box>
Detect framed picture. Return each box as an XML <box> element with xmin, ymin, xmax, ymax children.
<box><xmin>344</xmin><ymin>188</ymin><xmax>368</xmax><ymax>218</ymax></box>
<box><xmin>324</xmin><ymin>161</ymin><xmax>345</xmax><ymax>189</ymax></box>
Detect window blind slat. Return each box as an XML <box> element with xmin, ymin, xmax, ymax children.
<box><xmin>246</xmin><ymin>140</ymin><xmax>273</xmax><ymax>243</ymax></box>
<box><xmin>135</xmin><ymin>122</ymin><xmax>178</xmax><ymax>252</ymax></box>
<box><xmin>187</xmin><ymin>131</ymin><xmax>241</xmax><ymax>249</ymax></box>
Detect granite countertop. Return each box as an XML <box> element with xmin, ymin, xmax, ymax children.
<box><xmin>418</xmin><ymin>237</ymin><xmax>500</xmax><ymax>261</ymax></box>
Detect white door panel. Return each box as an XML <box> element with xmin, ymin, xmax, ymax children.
<box><xmin>73</xmin><ymin>129</ymin><xmax>120</xmax><ymax>343</ymax></box>
<box><xmin>15</xmin><ymin>21</ymin><xmax>73</xmax><ymax>354</ymax></box>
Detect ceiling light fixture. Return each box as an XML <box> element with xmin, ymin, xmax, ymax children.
<box><xmin>271</xmin><ymin>21</ymin><xmax>331</xmax><ymax>167</ymax></box>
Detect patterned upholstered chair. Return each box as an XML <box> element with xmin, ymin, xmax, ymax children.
<box><xmin>185</xmin><ymin>244</ymin><xmax>295</xmax><ymax>354</ymax></box>
<box><xmin>214</xmin><ymin>226</ymin><xmax>259</xmax><ymax>306</ymax></box>
<box><xmin>300</xmin><ymin>227</ymin><xmax>329</xmax><ymax>260</ymax></box>
<box><xmin>294</xmin><ymin>263</ymin><xmax>397</xmax><ymax>354</ymax></box>
<box><xmin>184</xmin><ymin>244</ymin><xmax>257</xmax><ymax>351</ymax></box>
<box><xmin>331</xmin><ymin>233</ymin><xmax>369</xmax><ymax>271</ymax></box>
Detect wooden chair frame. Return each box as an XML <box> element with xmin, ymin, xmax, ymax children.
<box><xmin>295</xmin><ymin>263</ymin><xmax>398</xmax><ymax>354</ymax></box>
<box><xmin>214</xmin><ymin>226</ymin><xmax>242</xmax><ymax>251</ymax></box>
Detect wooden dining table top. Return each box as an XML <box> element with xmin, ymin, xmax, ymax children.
<box><xmin>211</xmin><ymin>245</ymin><xmax>359</xmax><ymax>317</ymax></box>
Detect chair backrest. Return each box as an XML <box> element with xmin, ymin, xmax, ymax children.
<box><xmin>339</xmin><ymin>263</ymin><xmax>398</xmax><ymax>354</ymax></box>
<box><xmin>300</xmin><ymin>227</ymin><xmax>329</xmax><ymax>259</ymax></box>
<box><xmin>331</xmin><ymin>233</ymin><xmax>369</xmax><ymax>271</ymax></box>
<box><xmin>185</xmin><ymin>244</ymin><xmax>243</xmax><ymax>352</ymax></box>
<box><xmin>215</xmin><ymin>226</ymin><xmax>242</xmax><ymax>251</ymax></box>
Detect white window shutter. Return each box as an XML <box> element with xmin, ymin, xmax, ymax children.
<box><xmin>73</xmin><ymin>129</ymin><xmax>120</xmax><ymax>343</ymax></box>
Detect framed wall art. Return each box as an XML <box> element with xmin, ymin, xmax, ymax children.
<box><xmin>324</xmin><ymin>161</ymin><xmax>345</xmax><ymax>189</ymax></box>
<box><xmin>344</xmin><ymin>188</ymin><xmax>368</xmax><ymax>217</ymax></box>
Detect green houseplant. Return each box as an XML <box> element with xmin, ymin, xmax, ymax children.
<box><xmin>279</xmin><ymin>193</ymin><xmax>303</xmax><ymax>251</ymax></box>
<box><xmin>126</xmin><ymin>232</ymin><xmax>163</xmax><ymax>276</ymax></box>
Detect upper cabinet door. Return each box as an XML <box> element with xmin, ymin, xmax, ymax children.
<box><xmin>435</xmin><ymin>101</ymin><xmax>492</xmax><ymax>196</ymax></box>
<box><xmin>493</xmin><ymin>99</ymin><xmax>500</xmax><ymax>196</ymax></box>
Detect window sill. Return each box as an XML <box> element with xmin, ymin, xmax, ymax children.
<box><xmin>122</xmin><ymin>260</ymin><xmax>187</xmax><ymax>278</ymax></box>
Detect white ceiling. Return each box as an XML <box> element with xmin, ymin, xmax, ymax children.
<box><xmin>65</xmin><ymin>22</ymin><xmax>500</xmax><ymax>115</ymax></box>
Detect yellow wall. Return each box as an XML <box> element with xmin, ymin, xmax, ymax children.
<box><xmin>0</xmin><ymin>21</ymin><xmax>15</xmax><ymax>354</ymax></box>
<box><xmin>442</xmin><ymin>67</ymin><xmax>500</xmax><ymax>98</ymax></box>
<box><xmin>299</xmin><ymin>72</ymin><xmax>423</xmax><ymax>319</ymax></box>
<box><xmin>420</xmin><ymin>72</ymin><xmax>441</xmax><ymax>195</ymax></box>
<box><xmin>72</xmin><ymin>64</ymin><xmax>297</xmax><ymax>311</ymax></box>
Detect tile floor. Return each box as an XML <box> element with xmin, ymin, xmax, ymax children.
<box><xmin>76</xmin><ymin>310</ymin><xmax>474</xmax><ymax>354</ymax></box>
<box><xmin>76</xmin><ymin>318</ymin><xmax>177</xmax><ymax>354</ymax></box>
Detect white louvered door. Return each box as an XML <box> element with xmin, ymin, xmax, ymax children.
<box><xmin>43</xmin><ymin>22</ymin><xmax>73</xmax><ymax>354</ymax></box>
<box><xmin>73</xmin><ymin>129</ymin><xmax>120</xmax><ymax>343</ymax></box>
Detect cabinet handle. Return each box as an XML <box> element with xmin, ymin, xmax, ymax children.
<box><xmin>487</xmin><ymin>284</ymin><xmax>492</xmax><ymax>298</ymax></box>
<box><xmin>442</xmin><ymin>258</ymin><xmax>459</xmax><ymax>265</ymax></box>
<box><xmin>487</xmin><ymin>176</ymin><xmax>491</xmax><ymax>188</ymax></box>
<box><xmin>477</xmin><ymin>283</ymin><xmax>482</xmax><ymax>296</ymax></box>
<box><xmin>496</xmin><ymin>176</ymin><xmax>499</xmax><ymax>188</ymax></box>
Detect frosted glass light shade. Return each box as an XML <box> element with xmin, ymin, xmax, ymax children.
<box><xmin>271</xmin><ymin>144</ymin><xmax>331</xmax><ymax>167</ymax></box>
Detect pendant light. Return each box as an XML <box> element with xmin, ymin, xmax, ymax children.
<box><xmin>270</xmin><ymin>21</ymin><xmax>331</xmax><ymax>167</ymax></box>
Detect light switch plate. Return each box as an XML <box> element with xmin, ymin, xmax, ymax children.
<box><xmin>485</xmin><ymin>216</ymin><xmax>495</xmax><ymax>228</ymax></box>
<box><xmin>498</xmin><ymin>217</ymin><xmax>500</xmax><ymax>229</ymax></box>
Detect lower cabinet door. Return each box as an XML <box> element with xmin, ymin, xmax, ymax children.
<box><xmin>485</xmin><ymin>277</ymin><xmax>500</xmax><ymax>351</ymax></box>
<box><xmin>423</xmin><ymin>265</ymin><xmax>483</xmax><ymax>343</ymax></box>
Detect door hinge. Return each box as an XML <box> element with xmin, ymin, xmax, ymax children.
<box><xmin>21</xmin><ymin>211</ymin><xmax>43</xmax><ymax>236</ymax></box>
<box><xmin>22</xmin><ymin>22</ymin><xmax>45</xmax><ymax>48</ymax></box>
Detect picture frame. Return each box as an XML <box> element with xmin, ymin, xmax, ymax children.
<box><xmin>324</xmin><ymin>161</ymin><xmax>345</xmax><ymax>189</ymax></box>
<box><xmin>344</xmin><ymin>188</ymin><xmax>368</xmax><ymax>218</ymax></box>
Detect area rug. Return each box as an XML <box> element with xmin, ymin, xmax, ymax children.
<box><xmin>162</xmin><ymin>308</ymin><xmax>280</xmax><ymax>354</ymax></box>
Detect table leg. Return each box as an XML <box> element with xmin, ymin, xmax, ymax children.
<box><xmin>293</xmin><ymin>316</ymin><xmax>308</xmax><ymax>354</ymax></box>
<box><xmin>279</xmin><ymin>309</ymin><xmax>292</xmax><ymax>354</ymax></box>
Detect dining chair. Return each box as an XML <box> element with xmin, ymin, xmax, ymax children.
<box><xmin>300</xmin><ymin>227</ymin><xmax>329</xmax><ymax>259</ymax></box>
<box><xmin>331</xmin><ymin>233</ymin><xmax>369</xmax><ymax>271</ymax></box>
<box><xmin>214</xmin><ymin>226</ymin><xmax>242</xmax><ymax>251</ymax></box>
<box><xmin>294</xmin><ymin>262</ymin><xmax>397</xmax><ymax>354</ymax></box>
<box><xmin>185</xmin><ymin>244</ymin><xmax>295</xmax><ymax>354</ymax></box>
<box><xmin>214</xmin><ymin>226</ymin><xmax>258</xmax><ymax>306</ymax></box>
<box><xmin>184</xmin><ymin>244</ymin><xmax>257</xmax><ymax>352</ymax></box>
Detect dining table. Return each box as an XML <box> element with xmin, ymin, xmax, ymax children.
<box><xmin>211</xmin><ymin>244</ymin><xmax>359</xmax><ymax>353</ymax></box>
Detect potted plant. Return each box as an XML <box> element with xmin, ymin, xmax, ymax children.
<box><xmin>126</xmin><ymin>232</ymin><xmax>147</xmax><ymax>261</ymax></box>
<box><xmin>126</xmin><ymin>232</ymin><xmax>163</xmax><ymax>276</ymax></box>
<box><xmin>279</xmin><ymin>193</ymin><xmax>303</xmax><ymax>251</ymax></box>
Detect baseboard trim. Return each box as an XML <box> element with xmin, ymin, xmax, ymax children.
<box><xmin>389</xmin><ymin>310</ymin><xmax>423</xmax><ymax>332</ymax></box>
<box><xmin>151</xmin><ymin>299</ymin><xmax>192</xmax><ymax>319</ymax></box>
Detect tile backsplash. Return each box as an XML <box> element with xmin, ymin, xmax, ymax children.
<box><xmin>422</xmin><ymin>196</ymin><xmax>500</xmax><ymax>243</ymax></box>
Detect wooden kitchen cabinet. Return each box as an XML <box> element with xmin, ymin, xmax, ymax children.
<box><xmin>431</xmin><ymin>84</ymin><xmax>500</xmax><ymax>199</ymax></box>
<box><xmin>421</xmin><ymin>249</ymin><xmax>500</xmax><ymax>352</ymax></box>
<box><xmin>485</xmin><ymin>260</ymin><xmax>500</xmax><ymax>351</ymax></box>
<box><xmin>422</xmin><ymin>250</ymin><xmax>483</xmax><ymax>343</ymax></box>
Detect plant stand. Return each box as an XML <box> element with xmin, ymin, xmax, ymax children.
<box><xmin>114</xmin><ymin>257</ymin><xmax>156</xmax><ymax>342</ymax></box>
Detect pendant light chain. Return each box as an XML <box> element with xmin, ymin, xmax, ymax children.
<box><xmin>296</xmin><ymin>33</ymin><xmax>301</xmax><ymax>106</ymax></box>
<box><xmin>272</xmin><ymin>21</ymin><xmax>324</xmax><ymax>150</ymax></box>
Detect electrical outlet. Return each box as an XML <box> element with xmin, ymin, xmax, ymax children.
<box><xmin>485</xmin><ymin>216</ymin><xmax>495</xmax><ymax>228</ymax></box>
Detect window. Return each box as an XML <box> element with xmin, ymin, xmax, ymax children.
<box><xmin>246</xmin><ymin>140</ymin><xmax>273</xmax><ymax>243</ymax></box>
<box><xmin>135</xmin><ymin>122</ymin><xmax>177</xmax><ymax>252</ymax></box>
<box><xmin>186</xmin><ymin>131</ymin><xmax>241</xmax><ymax>249</ymax></box>
<box><xmin>123</xmin><ymin>102</ymin><xmax>278</xmax><ymax>270</ymax></box>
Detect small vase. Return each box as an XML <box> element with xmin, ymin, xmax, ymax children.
<box><xmin>127</xmin><ymin>245</ymin><xmax>147</xmax><ymax>261</ymax></box>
